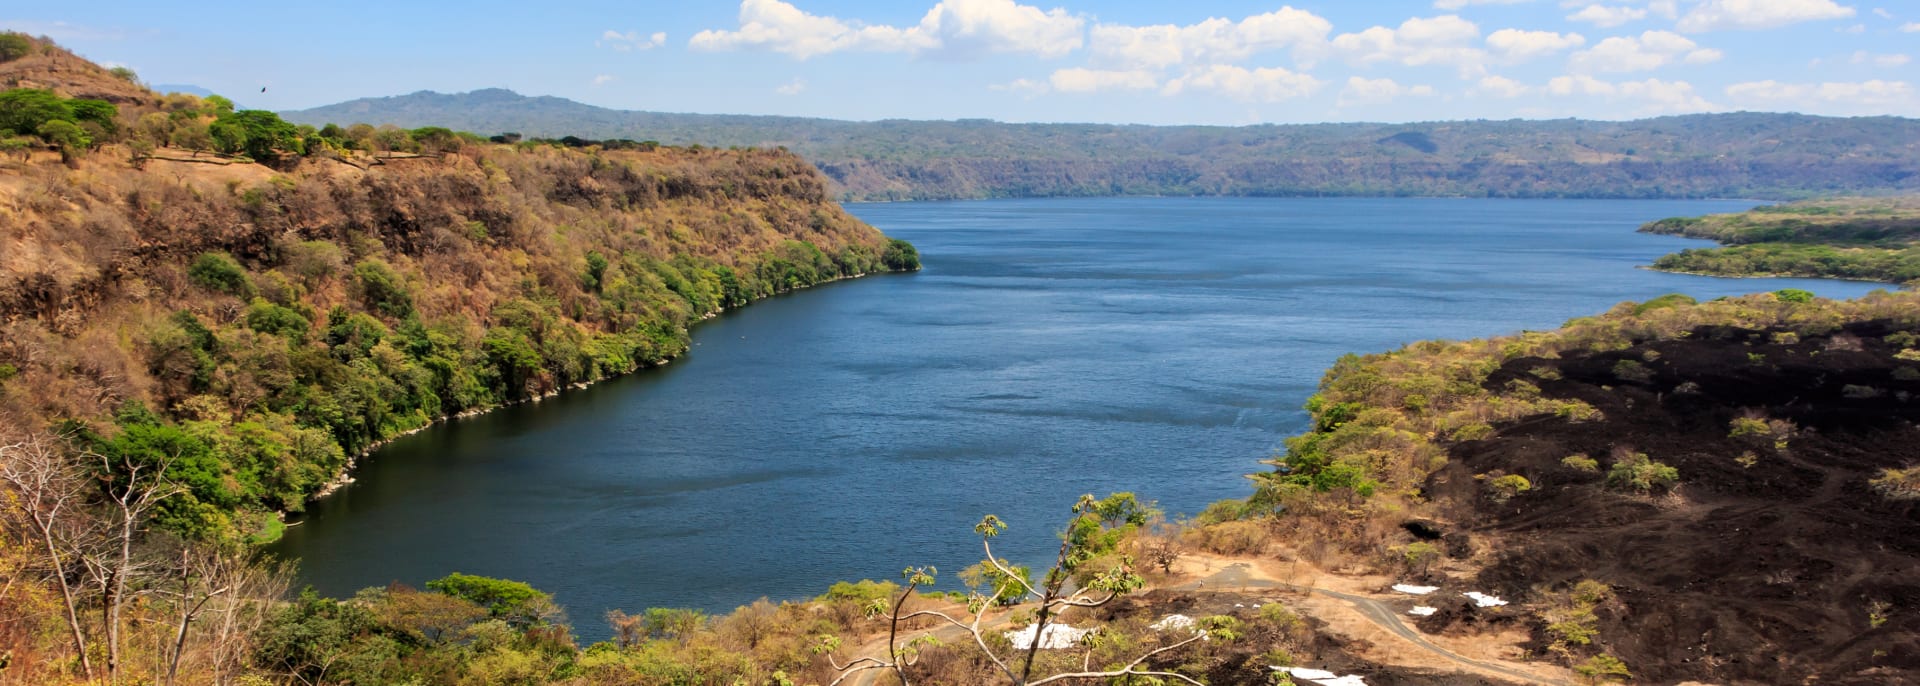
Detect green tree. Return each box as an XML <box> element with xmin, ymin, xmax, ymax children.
<box><xmin>34</xmin><ymin>120</ymin><xmax>89</xmax><ymax>161</ymax></box>
<box><xmin>188</xmin><ymin>252</ymin><xmax>251</xmax><ymax>297</ymax></box>
<box><xmin>352</xmin><ymin>259</ymin><xmax>414</xmax><ymax>318</ymax></box>
<box><xmin>0</xmin><ymin>88</ymin><xmax>73</xmax><ymax>135</ymax></box>
<box><xmin>67</xmin><ymin>99</ymin><xmax>117</xmax><ymax>134</ymax></box>
<box><xmin>210</xmin><ymin>110</ymin><xmax>299</xmax><ymax>161</ymax></box>
<box><xmin>0</xmin><ymin>33</ymin><xmax>31</xmax><ymax>62</ymax></box>
<box><xmin>425</xmin><ymin>573</ymin><xmax>555</xmax><ymax>628</ymax></box>
<box><xmin>882</xmin><ymin>238</ymin><xmax>921</xmax><ymax>271</ymax></box>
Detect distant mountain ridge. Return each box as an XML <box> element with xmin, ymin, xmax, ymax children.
<box><xmin>285</xmin><ymin>89</ymin><xmax>1920</xmax><ymax>202</ymax></box>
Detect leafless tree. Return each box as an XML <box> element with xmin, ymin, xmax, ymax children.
<box><xmin>0</xmin><ymin>432</ymin><xmax>97</xmax><ymax>681</ymax></box>
<box><xmin>79</xmin><ymin>444</ymin><xmax>183</xmax><ymax>682</ymax></box>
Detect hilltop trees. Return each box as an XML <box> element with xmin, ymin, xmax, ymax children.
<box><xmin>210</xmin><ymin>109</ymin><xmax>301</xmax><ymax>161</ymax></box>
<box><xmin>0</xmin><ymin>32</ymin><xmax>31</xmax><ymax>62</ymax></box>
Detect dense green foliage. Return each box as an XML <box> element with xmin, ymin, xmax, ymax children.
<box><xmin>1</xmin><ymin>130</ymin><xmax>916</xmax><ymax>546</ymax></box>
<box><xmin>1643</xmin><ymin>197</ymin><xmax>1920</xmax><ymax>285</ymax></box>
<box><xmin>284</xmin><ymin>89</ymin><xmax>1920</xmax><ymax>201</ymax></box>
<box><xmin>1653</xmin><ymin>243</ymin><xmax>1920</xmax><ymax>284</ymax></box>
<box><xmin>0</xmin><ymin>88</ymin><xmax>114</xmax><ymax>157</ymax></box>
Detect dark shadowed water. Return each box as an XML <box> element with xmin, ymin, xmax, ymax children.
<box><xmin>271</xmin><ymin>198</ymin><xmax>1881</xmax><ymax>634</ymax></box>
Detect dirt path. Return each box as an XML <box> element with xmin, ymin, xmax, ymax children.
<box><xmin>840</xmin><ymin>557</ymin><xmax>1570</xmax><ymax>686</ymax></box>
<box><xmin>1173</xmin><ymin>561</ymin><xmax>1570</xmax><ymax>686</ymax></box>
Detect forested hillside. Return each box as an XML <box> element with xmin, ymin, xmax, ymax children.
<box><xmin>0</xmin><ymin>33</ymin><xmax>917</xmax><ymax>547</ymax></box>
<box><xmin>286</xmin><ymin>89</ymin><xmax>1920</xmax><ymax>201</ymax></box>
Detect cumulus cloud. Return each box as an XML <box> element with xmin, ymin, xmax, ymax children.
<box><xmin>1851</xmin><ymin>50</ymin><xmax>1911</xmax><ymax>66</ymax></box>
<box><xmin>600</xmin><ymin>30</ymin><xmax>667</xmax><ymax>51</ymax></box>
<box><xmin>1566</xmin><ymin>4</ymin><xmax>1648</xmax><ymax>27</ymax></box>
<box><xmin>1337</xmin><ymin>76</ymin><xmax>1436</xmax><ymax>106</ymax></box>
<box><xmin>1161</xmin><ymin>64</ymin><xmax>1325</xmax><ymax>101</ymax></box>
<box><xmin>1676</xmin><ymin>0</ymin><xmax>1856</xmax><ymax>32</ymax></box>
<box><xmin>1547</xmin><ymin>74</ymin><xmax>1719</xmax><ymax>113</ymax></box>
<box><xmin>1087</xmin><ymin>6</ymin><xmax>1331</xmax><ymax>70</ymax></box>
<box><xmin>1725</xmin><ymin>79</ymin><xmax>1915</xmax><ymax>110</ymax></box>
<box><xmin>1048</xmin><ymin>67</ymin><xmax>1159</xmax><ymax>92</ymax></box>
<box><xmin>1476</xmin><ymin>74</ymin><xmax>1531</xmax><ymax>97</ymax></box>
<box><xmin>689</xmin><ymin>0</ymin><xmax>1084</xmax><ymax>59</ymax></box>
<box><xmin>1486</xmin><ymin>29</ymin><xmax>1585</xmax><ymax>61</ymax></box>
<box><xmin>1569</xmin><ymin>30</ymin><xmax>1722</xmax><ymax>72</ymax></box>
<box><xmin>1331</xmin><ymin>14</ymin><xmax>1488</xmax><ymax>76</ymax></box>
<box><xmin>1902</xmin><ymin>22</ymin><xmax>1920</xmax><ymax>32</ymax></box>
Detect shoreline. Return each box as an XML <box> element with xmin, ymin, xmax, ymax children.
<box><xmin>294</xmin><ymin>268</ymin><xmax>908</xmax><ymax>511</ymax></box>
<box><xmin>1635</xmin><ymin>264</ymin><xmax>1903</xmax><ymax>285</ymax></box>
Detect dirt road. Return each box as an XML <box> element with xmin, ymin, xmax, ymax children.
<box><xmin>841</xmin><ymin>560</ymin><xmax>1569</xmax><ymax>686</ymax></box>
<box><xmin>1173</xmin><ymin>562</ymin><xmax>1570</xmax><ymax>686</ymax></box>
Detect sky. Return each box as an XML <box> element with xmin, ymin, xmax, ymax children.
<box><xmin>6</xmin><ymin>0</ymin><xmax>1918</xmax><ymax>125</ymax></box>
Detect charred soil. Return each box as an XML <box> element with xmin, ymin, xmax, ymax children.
<box><xmin>1425</xmin><ymin>321</ymin><xmax>1920</xmax><ymax>684</ymax></box>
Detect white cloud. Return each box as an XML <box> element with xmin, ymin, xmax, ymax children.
<box><xmin>1337</xmin><ymin>76</ymin><xmax>1437</xmax><ymax>106</ymax></box>
<box><xmin>775</xmin><ymin>78</ymin><xmax>807</xmax><ymax>95</ymax></box>
<box><xmin>591</xmin><ymin>74</ymin><xmax>616</xmax><ymax>87</ymax></box>
<box><xmin>1872</xmin><ymin>7</ymin><xmax>1892</xmax><ymax>19</ymax></box>
<box><xmin>689</xmin><ymin>0</ymin><xmax>1083</xmax><ymax>60</ymax></box>
<box><xmin>1902</xmin><ymin>22</ymin><xmax>1920</xmax><ymax>32</ymax></box>
<box><xmin>1850</xmin><ymin>50</ymin><xmax>1912</xmax><ymax>66</ymax></box>
<box><xmin>600</xmin><ymin>30</ymin><xmax>667</xmax><ymax>51</ymax></box>
<box><xmin>1566</xmin><ymin>4</ymin><xmax>1649</xmax><ymax>27</ymax></box>
<box><xmin>1837</xmin><ymin>23</ymin><xmax>1866</xmax><ymax>32</ymax></box>
<box><xmin>1569</xmin><ymin>30</ymin><xmax>1721</xmax><ymax>72</ymax></box>
<box><xmin>1725</xmin><ymin>79</ymin><xmax>1915</xmax><ymax>110</ymax></box>
<box><xmin>1161</xmin><ymin>64</ymin><xmax>1325</xmax><ymax>101</ymax></box>
<box><xmin>1547</xmin><ymin>74</ymin><xmax>1719</xmax><ymax>113</ymax></box>
<box><xmin>1087</xmin><ymin>7</ymin><xmax>1331</xmax><ymax>70</ymax></box>
<box><xmin>989</xmin><ymin>78</ymin><xmax>1050</xmax><ymax>95</ymax></box>
<box><xmin>1434</xmin><ymin>0</ymin><xmax>1532</xmax><ymax>9</ymax></box>
<box><xmin>1676</xmin><ymin>0</ymin><xmax>1856</xmax><ymax>32</ymax></box>
<box><xmin>1477</xmin><ymin>74</ymin><xmax>1530</xmax><ymax>97</ymax></box>
<box><xmin>1048</xmin><ymin>67</ymin><xmax>1158</xmax><ymax>92</ymax></box>
<box><xmin>1486</xmin><ymin>29</ymin><xmax>1585</xmax><ymax>61</ymax></box>
<box><xmin>1331</xmin><ymin>15</ymin><xmax>1488</xmax><ymax>77</ymax></box>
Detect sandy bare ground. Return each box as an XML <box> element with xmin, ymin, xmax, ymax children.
<box><xmin>837</xmin><ymin>550</ymin><xmax>1573</xmax><ymax>686</ymax></box>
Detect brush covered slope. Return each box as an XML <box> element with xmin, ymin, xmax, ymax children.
<box><xmin>1642</xmin><ymin>197</ymin><xmax>1920</xmax><ymax>285</ymax></box>
<box><xmin>285</xmin><ymin>89</ymin><xmax>1920</xmax><ymax>201</ymax></box>
<box><xmin>1256</xmin><ymin>290</ymin><xmax>1920</xmax><ymax>685</ymax></box>
<box><xmin>0</xmin><ymin>37</ymin><xmax>919</xmax><ymax>545</ymax></box>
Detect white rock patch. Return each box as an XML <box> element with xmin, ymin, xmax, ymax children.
<box><xmin>1463</xmin><ymin>591</ymin><xmax>1509</xmax><ymax>607</ymax></box>
<box><xmin>1149</xmin><ymin>614</ymin><xmax>1195</xmax><ymax>631</ymax></box>
<box><xmin>1004</xmin><ymin>624</ymin><xmax>1093</xmax><ymax>650</ymax></box>
<box><xmin>1391</xmin><ymin>584</ymin><xmax>1438</xmax><ymax>595</ymax></box>
<box><xmin>1274</xmin><ymin>666</ymin><xmax>1368</xmax><ymax>686</ymax></box>
<box><xmin>1408</xmin><ymin>606</ymin><xmax>1437</xmax><ymax>616</ymax></box>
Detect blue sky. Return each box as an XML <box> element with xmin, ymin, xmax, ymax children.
<box><xmin>6</xmin><ymin>0</ymin><xmax>1917</xmax><ymax>124</ymax></box>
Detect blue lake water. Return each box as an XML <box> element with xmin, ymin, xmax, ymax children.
<box><xmin>271</xmin><ymin>197</ymin><xmax>1882</xmax><ymax>634</ymax></box>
